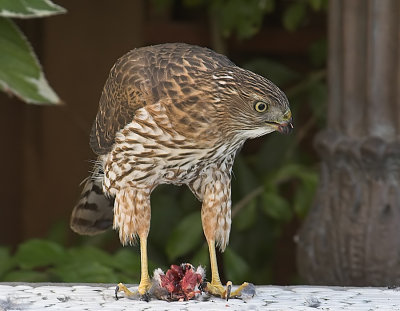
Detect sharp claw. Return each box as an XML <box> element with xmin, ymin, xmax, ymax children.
<box><xmin>226</xmin><ymin>281</ymin><xmax>232</xmax><ymax>301</ymax></box>
<box><xmin>200</xmin><ymin>281</ymin><xmax>207</xmax><ymax>293</ymax></box>
<box><xmin>141</xmin><ymin>292</ymin><xmax>150</xmax><ymax>302</ymax></box>
<box><xmin>115</xmin><ymin>285</ymin><xmax>120</xmax><ymax>300</ymax></box>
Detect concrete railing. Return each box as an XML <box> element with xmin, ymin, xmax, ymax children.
<box><xmin>1</xmin><ymin>283</ymin><xmax>399</xmax><ymax>310</ymax></box>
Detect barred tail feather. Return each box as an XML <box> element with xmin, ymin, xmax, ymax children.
<box><xmin>70</xmin><ymin>166</ymin><xmax>114</xmax><ymax>235</ymax></box>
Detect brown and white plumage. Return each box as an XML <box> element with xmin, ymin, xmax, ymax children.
<box><xmin>71</xmin><ymin>43</ymin><xmax>292</xmax><ymax>298</ymax></box>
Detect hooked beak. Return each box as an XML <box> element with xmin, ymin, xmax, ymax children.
<box><xmin>266</xmin><ymin>117</ymin><xmax>293</xmax><ymax>134</ymax></box>
<box><xmin>277</xmin><ymin>118</ymin><xmax>293</xmax><ymax>134</ymax></box>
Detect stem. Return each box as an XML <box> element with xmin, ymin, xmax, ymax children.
<box><xmin>232</xmin><ymin>186</ymin><xmax>264</xmax><ymax>218</ymax></box>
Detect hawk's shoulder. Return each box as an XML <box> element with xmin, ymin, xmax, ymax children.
<box><xmin>90</xmin><ymin>43</ymin><xmax>235</xmax><ymax>155</ymax></box>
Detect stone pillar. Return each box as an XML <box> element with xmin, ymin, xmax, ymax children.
<box><xmin>297</xmin><ymin>0</ymin><xmax>400</xmax><ymax>286</ymax></box>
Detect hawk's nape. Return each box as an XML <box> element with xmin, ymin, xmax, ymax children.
<box><xmin>71</xmin><ymin>43</ymin><xmax>292</xmax><ymax>299</ymax></box>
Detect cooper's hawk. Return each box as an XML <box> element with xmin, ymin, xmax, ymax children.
<box><xmin>71</xmin><ymin>43</ymin><xmax>292</xmax><ymax>299</ymax></box>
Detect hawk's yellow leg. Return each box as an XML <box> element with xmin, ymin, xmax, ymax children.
<box><xmin>205</xmin><ymin>240</ymin><xmax>250</xmax><ymax>300</ymax></box>
<box><xmin>137</xmin><ymin>234</ymin><xmax>152</xmax><ymax>294</ymax></box>
<box><xmin>116</xmin><ymin>234</ymin><xmax>152</xmax><ymax>298</ymax></box>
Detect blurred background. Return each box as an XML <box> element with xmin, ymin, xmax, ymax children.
<box><xmin>0</xmin><ymin>0</ymin><xmax>327</xmax><ymax>285</ymax></box>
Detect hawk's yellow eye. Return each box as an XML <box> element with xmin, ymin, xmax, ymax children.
<box><xmin>254</xmin><ymin>101</ymin><xmax>268</xmax><ymax>112</ymax></box>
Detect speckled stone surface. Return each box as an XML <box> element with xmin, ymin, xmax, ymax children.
<box><xmin>1</xmin><ymin>283</ymin><xmax>400</xmax><ymax>310</ymax></box>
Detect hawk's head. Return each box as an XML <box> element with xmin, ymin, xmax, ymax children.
<box><xmin>212</xmin><ymin>67</ymin><xmax>293</xmax><ymax>139</ymax></box>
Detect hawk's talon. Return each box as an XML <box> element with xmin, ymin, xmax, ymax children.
<box><xmin>115</xmin><ymin>282</ymin><xmax>152</xmax><ymax>301</ymax></box>
<box><xmin>114</xmin><ymin>285</ymin><xmax>119</xmax><ymax>300</ymax></box>
<box><xmin>140</xmin><ymin>292</ymin><xmax>151</xmax><ymax>302</ymax></box>
<box><xmin>199</xmin><ymin>281</ymin><xmax>207</xmax><ymax>293</ymax></box>
<box><xmin>226</xmin><ymin>281</ymin><xmax>232</xmax><ymax>301</ymax></box>
<box><xmin>115</xmin><ymin>283</ymin><xmax>136</xmax><ymax>298</ymax></box>
<box><xmin>137</xmin><ymin>279</ymin><xmax>152</xmax><ymax>296</ymax></box>
<box><xmin>204</xmin><ymin>281</ymin><xmax>228</xmax><ymax>299</ymax></box>
<box><xmin>205</xmin><ymin>281</ymin><xmax>253</xmax><ymax>300</ymax></box>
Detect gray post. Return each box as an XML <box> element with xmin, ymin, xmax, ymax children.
<box><xmin>297</xmin><ymin>0</ymin><xmax>400</xmax><ymax>285</ymax></box>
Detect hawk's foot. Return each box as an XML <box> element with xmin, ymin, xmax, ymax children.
<box><xmin>204</xmin><ymin>281</ymin><xmax>255</xmax><ymax>300</ymax></box>
<box><xmin>115</xmin><ymin>282</ymin><xmax>152</xmax><ymax>301</ymax></box>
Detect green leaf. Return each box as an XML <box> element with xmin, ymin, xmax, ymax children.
<box><xmin>52</xmin><ymin>261</ymin><xmax>118</xmax><ymax>283</ymax></box>
<box><xmin>75</xmin><ymin>230</ymin><xmax>116</xmax><ymax>247</ymax></box>
<box><xmin>150</xmin><ymin>189</ymin><xmax>183</xmax><ymax>248</ymax></box>
<box><xmin>14</xmin><ymin>239</ymin><xmax>66</xmax><ymax>269</ymax></box>
<box><xmin>293</xmin><ymin>172</ymin><xmax>318</xmax><ymax>218</ymax></box>
<box><xmin>111</xmin><ymin>249</ymin><xmax>141</xmax><ymax>278</ymax></box>
<box><xmin>282</xmin><ymin>2</ymin><xmax>306</xmax><ymax>32</ymax></box>
<box><xmin>166</xmin><ymin>211</ymin><xmax>203</xmax><ymax>261</ymax></box>
<box><xmin>234</xmin><ymin>156</ymin><xmax>259</xmax><ymax>195</ymax></box>
<box><xmin>67</xmin><ymin>246</ymin><xmax>113</xmax><ymax>267</ymax></box>
<box><xmin>256</xmin><ymin>134</ymin><xmax>293</xmax><ymax>174</ymax></box>
<box><xmin>0</xmin><ymin>17</ymin><xmax>61</xmax><ymax>104</ymax></box>
<box><xmin>55</xmin><ymin>247</ymin><xmax>142</xmax><ymax>283</ymax></box>
<box><xmin>223</xmin><ymin>248</ymin><xmax>250</xmax><ymax>283</ymax></box>
<box><xmin>270</xmin><ymin>163</ymin><xmax>315</xmax><ymax>185</ymax></box>
<box><xmin>243</xmin><ymin>58</ymin><xmax>300</xmax><ymax>86</ymax></box>
<box><xmin>0</xmin><ymin>247</ymin><xmax>15</xmax><ymax>278</ymax></box>
<box><xmin>212</xmin><ymin>0</ymin><xmax>272</xmax><ymax>39</ymax></box>
<box><xmin>234</xmin><ymin>198</ymin><xmax>257</xmax><ymax>231</ymax></box>
<box><xmin>261</xmin><ymin>192</ymin><xmax>292</xmax><ymax>222</ymax></box>
<box><xmin>0</xmin><ymin>0</ymin><xmax>66</xmax><ymax>18</ymax></box>
<box><xmin>190</xmin><ymin>242</ymin><xmax>209</xmax><ymax>268</ymax></box>
<box><xmin>261</xmin><ymin>0</ymin><xmax>275</xmax><ymax>13</ymax></box>
<box><xmin>263</xmin><ymin>164</ymin><xmax>318</xmax><ymax>219</ymax></box>
<box><xmin>46</xmin><ymin>220</ymin><xmax>69</xmax><ymax>245</ymax></box>
<box><xmin>308</xmin><ymin>0</ymin><xmax>322</xmax><ymax>10</ymax></box>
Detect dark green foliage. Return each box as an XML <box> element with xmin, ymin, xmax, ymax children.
<box><xmin>14</xmin><ymin>240</ymin><xmax>67</xmax><ymax>270</ymax></box>
<box><xmin>178</xmin><ymin>0</ymin><xmax>275</xmax><ymax>39</ymax></box>
<box><xmin>243</xmin><ymin>58</ymin><xmax>300</xmax><ymax>86</ymax></box>
<box><xmin>0</xmin><ymin>239</ymin><xmax>146</xmax><ymax>283</ymax></box>
<box><xmin>223</xmin><ymin>248</ymin><xmax>250</xmax><ymax>282</ymax></box>
<box><xmin>211</xmin><ymin>0</ymin><xmax>276</xmax><ymax>39</ymax></box>
<box><xmin>166</xmin><ymin>212</ymin><xmax>203</xmax><ymax>261</ymax></box>
<box><xmin>152</xmin><ymin>0</ymin><xmax>328</xmax><ymax>37</ymax></box>
<box><xmin>283</xmin><ymin>1</ymin><xmax>307</xmax><ymax>31</ymax></box>
<box><xmin>283</xmin><ymin>0</ymin><xmax>328</xmax><ymax>32</ymax></box>
<box><xmin>0</xmin><ymin>248</ymin><xmax>16</xmax><ymax>279</ymax></box>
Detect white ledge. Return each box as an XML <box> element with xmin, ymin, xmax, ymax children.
<box><xmin>1</xmin><ymin>283</ymin><xmax>399</xmax><ymax>310</ymax></box>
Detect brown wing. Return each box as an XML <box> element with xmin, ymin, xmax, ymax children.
<box><xmin>90</xmin><ymin>43</ymin><xmax>235</xmax><ymax>155</ymax></box>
